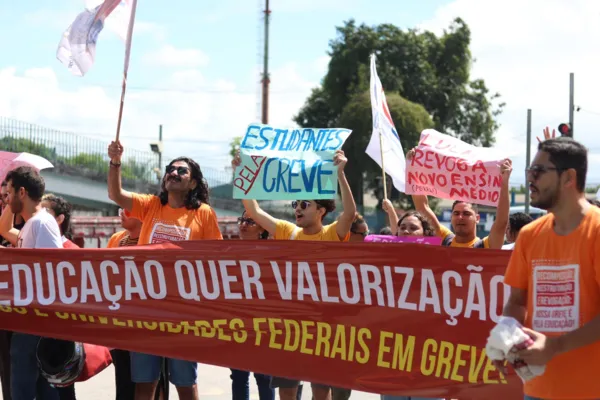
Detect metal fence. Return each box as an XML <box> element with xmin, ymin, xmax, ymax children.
<box><xmin>0</xmin><ymin>117</ymin><xmax>235</xmax><ymax>189</ymax></box>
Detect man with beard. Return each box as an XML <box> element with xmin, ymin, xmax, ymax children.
<box><xmin>107</xmin><ymin>141</ymin><xmax>223</xmax><ymax>400</ymax></box>
<box><xmin>499</xmin><ymin>138</ymin><xmax>600</xmax><ymax>399</ymax></box>
<box><xmin>232</xmin><ymin>149</ymin><xmax>356</xmax><ymax>400</ymax></box>
<box><xmin>1</xmin><ymin>180</ymin><xmax>26</xmax><ymax>247</ymax></box>
<box><xmin>407</xmin><ymin>149</ymin><xmax>513</xmax><ymax>249</ymax></box>
<box><xmin>0</xmin><ymin>167</ymin><xmax>62</xmax><ymax>400</ymax></box>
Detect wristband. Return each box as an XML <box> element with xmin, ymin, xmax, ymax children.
<box><xmin>110</xmin><ymin>160</ymin><xmax>121</xmax><ymax>168</ymax></box>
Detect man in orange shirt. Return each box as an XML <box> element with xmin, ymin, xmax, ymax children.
<box><xmin>107</xmin><ymin>141</ymin><xmax>223</xmax><ymax>400</ymax></box>
<box><xmin>501</xmin><ymin>137</ymin><xmax>600</xmax><ymax>399</ymax></box>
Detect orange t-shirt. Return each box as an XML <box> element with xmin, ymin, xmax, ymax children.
<box><xmin>504</xmin><ymin>207</ymin><xmax>600</xmax><ymax>399</ymax></box>
<box><xmin>107</xmin><ymin>230</ymin><xmax>127</xmax><ymax>248</ymax></box>
<box><xmin>130</xmin><ymin>194</ymin><xmax>223</xmax><ymax>245</ymax></box>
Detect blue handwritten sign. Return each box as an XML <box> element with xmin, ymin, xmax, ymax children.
<box><xmin>233</xmin><ymin>124</ymin><xmax>352</xmax><ymax>200</ymax></box>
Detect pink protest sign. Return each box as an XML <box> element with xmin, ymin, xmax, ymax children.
<box><xmin>364</xmin><ymin>234</ymin><xmax>441</xmax><ymax>245</ymax></box>
<box><xmin>405</xmin><ymin>129</ymin><xmax>507</xmax><ymax>207</ymax></box>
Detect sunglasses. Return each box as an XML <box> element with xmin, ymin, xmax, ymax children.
<box><xmin>291</xmin><ymin>200</ymin><xmax>311</xmax><ymax>210</ymax></box>
<box><xmin>237</xmin><ymin>217</ymin><xmax>256</xmax><ymax>226</ymax></box>
<box><xmin>165</xmin><ymin>165</ymin><xmax>190</xmax><ymax>176</ymax></box>
<box><xmin>351</xmin><ymin>230</ymin><xmax>369</xmax><ymax>237</ymax></box>
<box><xmin>525</xmin><ymin>165</ymin><xmax>562</xmax><ymax>180</ymax></box>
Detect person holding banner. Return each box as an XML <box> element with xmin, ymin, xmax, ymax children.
<box><xmin>0</xmin><ymin>167</ymin><xmax>63</xmax><ymax>400</ymax></box>
<box><xmin>501</xmin><ymin>212</ymin><xmax>533</xmax><ymax>250</ymax></box>
<box><xmin>232</xmin><ymin>149</ymin><xmax>356</xmax><ymax>400</ymax></box>
<box><xmin>498</xmin><ymin>138</ymin><xmax>600</xmax><ymax>400</ymax></box>
<box><xmin>107</xmin><ymin>141</ymin><xmax>223</xmax><ymax>400</ymax></box>
<box><xmin>230</xmin><ymin>211</ymin><xmax>274</xmax><ymax>400</ymax></box>
<box><xmin>349</xmin><ymin>214</ymin><xmax>369</xmax><ymax>242</ymax></box>
<box><xmin>406</xmin><ymin>149</ymin><xmax>512</xmax><ymax>249</ymax></box>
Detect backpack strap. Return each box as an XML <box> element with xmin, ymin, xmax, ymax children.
<box><xmin>289</xmin><ymin>228</ymin><xmax>299</xmax><ymax>240</ymax></box>
<box><xmin>473</xmin><ymin>239</ymin><xmax>486</xmax><ymax>249</ymax></box>
<box><xmin>441</xmin><ymin>233</ymin><xmax>455</xmax><ymax>247</ymax></box>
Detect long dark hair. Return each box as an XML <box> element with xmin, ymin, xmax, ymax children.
<box><xmin>158</xmin><ymin>157</ymin><xmax>209</xmax><ymax>209</ymax></box>
<box><xmin>398</xmin><ymin>211</ymin><xmax>434</xmax><ymax>237</ymax></box>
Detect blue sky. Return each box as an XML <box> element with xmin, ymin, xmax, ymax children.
<box><xmin>1</xmin><ymin>0</ymin><xmax>600</xmax><ymax>188</ymax></box>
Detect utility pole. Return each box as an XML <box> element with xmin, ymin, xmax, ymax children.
<box><xmin>158</xmin><ymin>124</ymin><xmax>163</xmax><ymax>171</ymax></box>
<box><xmin>569</xmin><ymin>72</ymin><xmax>574</xmax><ymax>138</ymax></box>
<box><xmin>261</xmin><ymin>0</ymin><xmax>271</xmax><ymax>124</ymax></box>
<box><xmin>525</xmin><ymin>109</ymin><xmax>532</xmax><ymax>215</ymax></box>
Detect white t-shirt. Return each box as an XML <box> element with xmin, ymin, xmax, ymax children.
<box><xmin>17</xmin><ymin>208</ymin><xmax>63</xmax><ymax>249</ymax></box>
<box><xmin>502</xmin><ymin>242</ymin><xmax>515</xmax><ymax>250</ymax></box>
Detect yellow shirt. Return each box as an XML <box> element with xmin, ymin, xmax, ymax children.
<box><xmin>438</xmin><ymin>225</ymin><xmax>489</xmax><ymax>248</ymax></box>
<box><xmin>274</xmin><ymin>220</ymin><xmax>349</xmax><ymax>242</ymax></box>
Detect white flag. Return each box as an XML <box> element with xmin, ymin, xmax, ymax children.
<box><xmin>57</xmin><ymin>0</ymin><xmax>132</xmax><ymax>76</ymax></box>
<box><xmin>365</xmin><ymin>54</ymin><xmax>406</xmax><ymax>193</ymax></box>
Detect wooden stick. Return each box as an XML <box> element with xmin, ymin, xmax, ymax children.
<box><xmin>115</xmin><ymin>0</ymin><xmax>138</xmax><ymax>142</ymax></box>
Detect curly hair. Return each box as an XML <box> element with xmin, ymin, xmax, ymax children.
<box><xmin>351</xmin><ymin>213</ymin><xmax>366</xmax><ymax>232</ymax></box>
<box><xmin>158</xmin><ymin>157</ymin><xmax>209</xmax><ymax>209</ymax></box>
<box><xmin>42</xmin><ymin>194</ymin><xmax>73</xmax><ymax>239</ymax></box>
<box><xmin>508</xmin><ymin>212</ymin><xmax>533</xmax><ymax>237</ymax></box>
<box><xmin>398</xmin><ymin>211</ymin><xmax>435</xmax><ymax>237</ymax></box>
<box><xmin>314</xmin><ymin>199</ymin><xmax>335</xmax><ymax>220</ymax></box>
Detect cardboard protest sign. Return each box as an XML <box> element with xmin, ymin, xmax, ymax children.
<box><xmin>405</xmin><ymin>130</ymin><xmax>508</xmax><ymax>207</ymax></box>
<box><xmin>364</xmin><ymin>234</ymin><xmax>441</xmax><ymax>245</ymax></box>
<box><xmin>233</xmin><ymin>124</ymin><xmax>352</xmax><ymax>200</ymax></box>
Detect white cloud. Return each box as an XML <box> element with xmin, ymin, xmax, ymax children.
<box><xmin>420</xmin><ymin>0</ymin><xmax>600</xmax><ymax>185</ymax></box>
<box><xmin>143</xmin><ymin>45</ymin><xmax>210</xmax><ymax>68</ymax></box>
<box><xmin>0</xmin><ymin>55</ymin><xmax>319</xmax><ymax>174</ymax></box>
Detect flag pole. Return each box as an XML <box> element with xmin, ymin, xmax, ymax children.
<box><xmin>377</xmin><ymin>121</ymin><xmax>388</xmax><ymax>199</ymax></box>
<box><xmin>115</xmin><ymin>0</ymin><xmax>138</xmax><ymax>142</ymax></box>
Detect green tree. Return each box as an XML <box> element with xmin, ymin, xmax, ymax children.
<box><xmin>294</xmin><ymin>18</ymin><xmax>504</xmax><ymax>206</ymax></box>
<box><xmin>229</xmin><ymin>136</ymin><xmax>242</xmax><ymax>159</ymax></box>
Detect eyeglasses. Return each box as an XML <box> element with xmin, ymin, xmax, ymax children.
<box><xmin>165</xmin><ymin>165</ymin><xmax>190</xmax><ymax>176</ymax></box>
<box><xmin>291</xmin><ymin>200</ymin><xmax>311</xmax><ymax>210</ymax></box>
<box><xmin>526</xmin><ymin>165</ymin><xmax>562</xmax><ymax>180</ymax></box>
<box><xmin>237</xmin><ymin>217</ymin><xmax>256</xmax><ymax>226</ymax></box>
<box><xmin>351</xmin><ymin>230</ymin><xmax>369</xmax><ymax>237</ymax></box>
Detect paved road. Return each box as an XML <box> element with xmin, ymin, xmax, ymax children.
<box><xmin>2</xmin><ymin>364</ymin><xmax>380</xmax><ymax>400</ymax></box>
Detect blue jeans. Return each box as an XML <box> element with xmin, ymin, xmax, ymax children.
<box><xmin>130</xmin><ymin>352</ymin><xmax>197</xmax><ymax>387</ymax></box>
<box><xmin>11</xmin><ymin>333</ymin><xmax>59</xmax><ymax>400</ymax></box>
<box><xmin>381</xmin><ymin>395</ymin><xmax>443</xmax><ymax>400</ymax></box>
<box><xmin>230</xmin><ymin>369</ymin><xmax>274</xmax><ymax>400</ymax></box>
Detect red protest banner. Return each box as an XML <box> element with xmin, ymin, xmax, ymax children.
<box><xmin>405</xmin><ymin>129</ymin><xmax>507</xmax><ymax>206</ymax></box>
<box><xmin>0</xmin><ymin>241</ymin><xmax>522</xmax><ymax>399</ymax></box>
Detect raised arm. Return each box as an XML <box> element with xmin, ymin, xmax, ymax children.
<box><xmin>382</xmin><ymin>199</ymin><xmax>399</xmax><ymax>235</ymax></box>
<box><xmin>231</xmin><ymin>152</ymin><xmax>279</xmax><ymax>236</ymax></box>
<box><xmin>406</xmin><ymin>148</ymin><xmax>442</xmax><ymax>234</ymax></box>
<box><xmin>241</xmin><ymin>199</ymin><xmax>278</xmax><ymax>236</ymax></box>
<box><xmin>107</xmin><ymin>140</ymin><xmax>134</xmax><ymax>211</ymax></box>
<box><xmin>0</xmin><ymin>207</ymin><xmax>19</xmax><ymax>246</ymax></box>
<box><xmin>333</xmin><ymin>150</ymin><xmax>356</xmax><ymax>240</ymax></box>
<box><xmin>487</xmin><ymin>159</ymin><xmax>512</xmax><ymax>249</ymax></box>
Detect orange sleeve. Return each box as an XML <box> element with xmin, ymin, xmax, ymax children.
<box><xmin>201</xmin><ymin>206</ymin><xmax>223</xmax><ymax>240</ymax></box>
<box><xmin>130</xmin><ymin>193</ymin><xmax>155</xmax><ymax>221</ymax></box>
<box><xmin>504</xmin><ymin>229</ymin><xmax>529</xmax><ymax>290</ymax></box>
<box><xmin>107</xmin><ymin>231</ymin><xmax>124</xmax><ymax>248</ymax></box>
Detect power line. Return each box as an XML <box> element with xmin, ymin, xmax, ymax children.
<box><xmin>13</xmin><ymin>75</ymin><xmax>309</xmax><ymax>95</ymax></box>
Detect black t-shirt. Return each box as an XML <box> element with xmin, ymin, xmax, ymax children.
<box><xmin>0</xmin><ymin>215</ymin><xmax>25</xmax><ymax>248</ymax></box>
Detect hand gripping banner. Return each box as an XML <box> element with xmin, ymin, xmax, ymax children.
<box><xmin>0</xmin><ymin>241</ymin><xmax>521</xmax><ymax>399</ymax></box>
